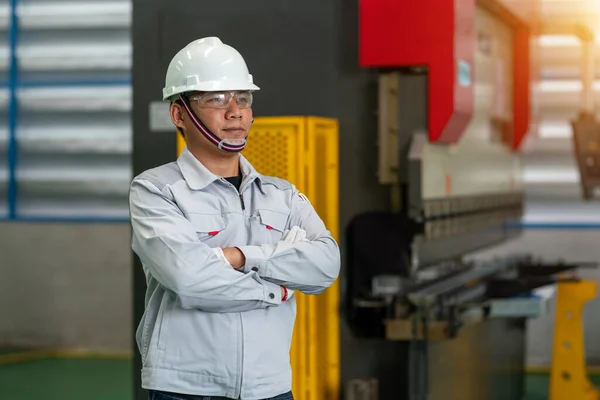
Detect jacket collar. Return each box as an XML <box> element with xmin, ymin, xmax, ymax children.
<box><xmin>177</xmin><ymin>146</ymin><xmax>262</xmax><ymax>191</ymax></box>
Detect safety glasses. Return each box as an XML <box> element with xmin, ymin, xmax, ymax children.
<box><xmin>188</xmin><ymin>91</ymin><xmax>253</xmax><ymax>109</ymax></box>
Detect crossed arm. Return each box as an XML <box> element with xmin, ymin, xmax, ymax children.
<box><xmin>129</xmin><ymin>178</ymin><xmax>341</xmax><ymax>313</ymax></box>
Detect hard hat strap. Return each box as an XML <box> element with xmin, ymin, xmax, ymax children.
<box><xmin>179</xmin><ymin>95</ymin><xmax>247</xmax><ymax>152</ymax></box>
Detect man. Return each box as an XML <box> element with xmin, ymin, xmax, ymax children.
<box><xmin>129</xmin><ymin>37</ymin><xmax>341</xmax><ymax>400</ymax></box>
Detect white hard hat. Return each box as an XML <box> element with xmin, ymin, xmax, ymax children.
<box><xmin>162</xmin><ymin>37</ymin><xmax>260</xmax><ymax>101</ymax></box>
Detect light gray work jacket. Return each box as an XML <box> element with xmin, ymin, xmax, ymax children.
<box><xmin>129</xmin><ymin>147</ymin><xmax>341</xmax><ymax>399</ymax></box>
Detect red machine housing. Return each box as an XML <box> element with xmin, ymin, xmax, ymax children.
<box><xmin>513</xmin><ymin>25</ymin><xmax>531</xmax><ymax>151</ymax></box>
<box><xmin>359</xmin><ymin>0</ymin><xmax>476</xmax><ymax>144</ymax></box>
<box><xmin>359</xmin><ymin>0</ymin><xmax>536</xmax><ymax>151</ymax></box>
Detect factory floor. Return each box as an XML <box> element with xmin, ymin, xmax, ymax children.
<box><xmin>0</xmin><ymin>357</ymin><xmax>596</xmax><ymax>399</ymax></box>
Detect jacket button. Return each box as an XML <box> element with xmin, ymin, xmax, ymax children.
<box><xmin>252</xmin><ymin>267</ymin><xmax>258</xmax><ymax>272</ymax></box>
<box><xmin>269</xmin><ymin>293</ymin><xmax>275</xmax><ymax>299</ymax></box>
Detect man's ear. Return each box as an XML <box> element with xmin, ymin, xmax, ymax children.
<box><xmin>170</xmin><ymin>103</ymin><xmax>186</xmax><ymax>131</ymax></box>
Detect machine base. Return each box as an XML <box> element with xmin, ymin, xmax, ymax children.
<box><xmin>343</xmin><ymin>318</ymin><xmax>526</xmax><ymax>400</ymax></box>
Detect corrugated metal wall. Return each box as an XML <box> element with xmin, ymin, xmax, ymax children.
<box><xmin>0</xmin><ymin>0</ymin><xmax>131</xmax><ymax>221</ymax></box>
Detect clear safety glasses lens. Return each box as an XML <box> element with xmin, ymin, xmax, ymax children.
<box><xmin>189</xmin><ymin>91</ymin><xmax>253</xmax><ymax>109</ymax></box>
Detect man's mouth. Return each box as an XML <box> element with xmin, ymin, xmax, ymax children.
<box><xmin>223</xmin><ymin>128</ymin><xmax>245</xmax><ymax>134</ymax></box>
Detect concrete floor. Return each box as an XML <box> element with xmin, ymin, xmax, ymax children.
<box><xmin>0</xmin><ymin>358</ymin><xmax>594</xmax><ymax>399</ymax></box>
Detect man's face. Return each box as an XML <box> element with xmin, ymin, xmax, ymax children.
<box><xmin>173</xmin><ymin>91</ymin><xmax>254</xmax><ymax>154</ymax></box>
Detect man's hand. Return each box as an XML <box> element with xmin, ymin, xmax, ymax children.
<box><xmin>222</xmin><ymin>247</ymin><xmax>246</xmax><ymax>269</ymax></box>
<box><xmin>218</xmin><ymin>248</ymin><xmax>292</xmax><ymax>301</ymax></box>
<box><xmin>216</xmin><ymin>248</ymin><xmax>292</xmax><ymax>301</ymax></box>
<box><xmin>216</xmin><ymin>228</ymin><xmax>306</xmax><ymax>269</ymax></box>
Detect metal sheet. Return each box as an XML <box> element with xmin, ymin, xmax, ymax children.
<box><xmin>0</xmin><ymin>0</ymin><xmax>133</xmax><ymax>220</ymax></box>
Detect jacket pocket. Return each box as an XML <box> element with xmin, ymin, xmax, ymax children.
<box><xmin>257</xmin><ymin>209</ymin><xmax>289</xmax><ymax>243</ymax></box>
<box><xmin>188</xmin><ymin>214</ymin><xmax>226</xmax><ymax>241</ymax></box>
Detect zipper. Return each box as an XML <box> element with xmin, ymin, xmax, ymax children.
<box><xmin>221</xmin><ymin>178</ymin><xmax>252</xmax><ymax>212</ymax></box>
<box><xmin>217</xmin><ymin>176</ymin><xmax>253</xmax><ymax>397</ymax></box>
<box><xmin>235</xmin><ymin>180</ymin><xmax>249</xmax><ymax>396</ymax></box>
<box><xmin>239</xmin><ymin>193</ymin><xmax>245</xmax><ymax>210</ymax></box>
<box><xmin>220</xmin><ymin>178</ymin><xmax>245</xmax><ymax>212</ymax></box>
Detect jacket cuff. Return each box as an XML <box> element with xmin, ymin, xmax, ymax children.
<box><xmin>263</xmin><ymin>281</ymin><xmax>282</xmax><ymax>305</ymax></box>
<box><xmin>237</xmin><ymin>245</ymin><xmax>268</xmax><ymax>274</ymax></box>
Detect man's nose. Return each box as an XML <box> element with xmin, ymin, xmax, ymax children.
<box><xmin>226</xmin><ymin>100</ymin><xmax>242</xmax><ymax>118</ymax></box>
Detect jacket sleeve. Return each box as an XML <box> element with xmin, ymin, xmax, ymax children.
<box><xmin>237</xmin><ymin>186</ymin><xmax>341</xmax><ymax>295</ymax></box>
<box><xmin>130</xmin><ymin>178</ymin><xmax>284</xmax><ymax>312</ymax></box>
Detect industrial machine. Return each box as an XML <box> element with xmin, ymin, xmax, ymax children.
<box><xmin>348</xmin><ymin>0</ymin><xmax>533</xmax><ymax>347</ymax></box>
<box><xmin>131</xmin><ymin>0</ymin><xmax>597</xmax><ymax>399</ymax></box>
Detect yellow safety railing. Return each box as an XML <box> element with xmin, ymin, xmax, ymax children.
<box><xmin>550</xmin><ymin>280</ymin><xmax>599</xmax><ymax>400</ymax></box>
<box><xmin>177</xmin><ymin>116</ymin><xmax>340</xmax><ymax>400</ymax></box>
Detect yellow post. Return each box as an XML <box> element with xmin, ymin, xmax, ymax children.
<box><xmin>550</xmin><ymin>280</ymin><xmax>599</xmax><ymax>400</ymax></box>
